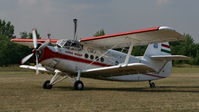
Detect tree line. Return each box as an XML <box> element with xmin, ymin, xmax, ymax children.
<box><xmin>0</xmin><ymin>20</ymin><xmax>199</xmax><ymax>66</ymax></box>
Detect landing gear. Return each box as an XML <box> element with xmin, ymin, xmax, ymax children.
<box><xmin>42</xmin><ymin>70</ymin><xmax>68</xmax><ymax>90</ymax></box>
<box><xmin>43</xmin><ymin>80</ymin><xmax>53</xmax><ymax>89</ymax></box>
<box><xmin>149</xmin><ymin>80</ymin><xmax>156</xmax><ymax>88</ymax></box>
<box><xmin>74</xmin><ymin>80</ymin><xmax>84</xmax><ymax>90</ymax></box>
<box><xmin>42</xmin><ymin>69</ymin><xmax>85</xmax><ymax>90</ymax></box>
<box><xmin>73</xmin><ymin>70</ymin><xmax>84</xmax><ymax>90</ymax></box>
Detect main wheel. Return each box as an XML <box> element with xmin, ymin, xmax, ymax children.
<box><xmin>74</xmin><ymin>80</ymin><xmax>84</xmax><ymax>90</ymax></box>
<box><xmin>149</xmin><ymin>82</ymin><xmax>156</xmax><ymax>88</ymax></box>
<box><xmin>43</xmin><ymin>80</ymin><xmax>53</xmax><ymax>89</ymax></box>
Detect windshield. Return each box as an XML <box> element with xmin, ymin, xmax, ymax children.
<box><xmin>56</xmin><ymin>39</ymin><xmax>83</xmax><ymax>50</ymax></box>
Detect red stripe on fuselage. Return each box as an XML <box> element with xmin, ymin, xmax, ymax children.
<box><xmin>161</xmin><ymin>44</ymin><xmax>170</xmax><ymax>48</ymax></box>
<box><xmin>39</xmin><ymin>47</ymin><xmax>111</xmax><ymax>67</ymax></box>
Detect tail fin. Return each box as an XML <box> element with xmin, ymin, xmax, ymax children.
<box><xmin>144</xmin><ymin>42</ymin><xmax>171</xmax><ymax>58</ymax></box>
<box><xmin>143</xmin><ymin>42</ymin><xmax>172</xmax><ymax>78</ymax></box>
<box><xmin>143</xmin><ymin>42</ymin><xmax>190</xmax><ymax>78</ymax></box>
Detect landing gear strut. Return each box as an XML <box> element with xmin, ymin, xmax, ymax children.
<box><xmin>42</xmin><ymin>70</ymin><xmax>68</xmax><ymax>90</ymax></box>
<box><xmin>42</xmin><ymin>69</ymin><xmax>85</xmax><ymax>90</ymax></box>
<box><xmin>149</xmin><ymin>80</ymin><xmax>156</xmax><ymax>88</ymax></box>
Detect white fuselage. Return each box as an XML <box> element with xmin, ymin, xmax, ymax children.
<box><xmin>39</xmin><ymin>45</ymin><xmax>172</xmax><ymax>82</ymax></box>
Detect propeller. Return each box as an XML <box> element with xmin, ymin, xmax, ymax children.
<box><xmin>21</xmin><ymin>29</ymin><xmax>50</xmax><ymax>75</ymax></box>
<box><xmin>32</xmin><ymin>29</ymin><xmax>38</xmax><ymax>49</ymax></box>
<box><xmin>32</xmin><ymin>29</ymin><xmax>39</xmax><ymax>75</ymax></box>
<box><xmin>21</xmin><ymin>53</ymin><xmax>34</xmax><ymax>64</ymax></box>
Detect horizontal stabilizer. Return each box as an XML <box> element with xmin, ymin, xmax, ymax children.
<box><xmin>82</xmin><ymin>63</ymin><xmax>156</xmax><ymax>77</ymax></box>
<box><xmin>150</xmin><ymin>55</ymin><xmax>191</xmax><ymax>60</ymax></box>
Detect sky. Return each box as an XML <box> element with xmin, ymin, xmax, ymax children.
<box><xmin>0</xmin><ymin>0</ymin><xmax>199</xmax><ymax>42</ymax></box>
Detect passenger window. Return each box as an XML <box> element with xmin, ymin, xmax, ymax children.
<box><xmin>100</xmin><ymin>57</ymin><xmax>104</xmax><ymax>62</ymax></box>
<box><xmin>90</xmin><ymin>55</ymin><xmax>94</xmax><ymax>60</ymax></box>
<box><xmin>85</xmin><ymin>53</ymin><xmax>89</xmax><ymax>58</ymax></box>
<box><xmin>95</xmin><ymin>56</ymin><xmax>99</xmax><ymax>61</ymax></box>
<box><xmin>115</xmin><ymin>61</ymin><xmax>119</xmax><ymax>65</ymax></box>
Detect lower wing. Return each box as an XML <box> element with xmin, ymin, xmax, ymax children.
<box><xmin>81</xmin><ymin>63</ymin><xmax>156</xmax><ymax>78</ymax></box>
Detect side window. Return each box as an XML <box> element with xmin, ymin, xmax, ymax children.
<box><xmin>95</xmin><ymin>56</ymin><xmax>99</xmax><ymax>61</ymax></box>
<box><xmin>100</xmin><ymin>57</ymin><xmax>104</xmax><ymax>62</ymax></box>
<box><xmin>90</xmin><ymin>55</ymin><xmax>94</xmax><ymax>60</ymax></box>
<box><xmin>115</xmin><ymin>61</ymin><xmax>119</xmax><ymax>65</ymax></box>
<box><xmin>85</xmin><ymin>53</ymin><xmax>89</xmax><ymax>58</ymax></box>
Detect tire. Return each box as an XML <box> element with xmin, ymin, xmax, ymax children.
<box><xmin>74</xmin><ymin>80</ymin><xmax>84</xmax><ymax>90</ymax></box>
<box><xmin>43</xmin><ymin>80</ymin><xmax>53</xmax><ymax>89</ymax></box>
<box><xmin>150</xmin><ymin>82</ymin><xmax>156</xmax><ymax>88</ymax></box>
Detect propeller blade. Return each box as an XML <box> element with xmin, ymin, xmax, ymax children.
<box><xmin>21</xmin><ymin>53</ymin><xmax>34</xmax><ymax>64</ymax></box>
<box><xmin>32</xmin><ymin>29</ymin><xmax>38</xmax><ymax>49</ymax></box>
<box><xmin>37</xmin><ymin>40</ymin><xmax>50</xmax><ymax>51</ymax></box>
<box><xmin>35</xmin><ymin>52</ymin><xmax>39</xmax><ymax>75</ymax></box>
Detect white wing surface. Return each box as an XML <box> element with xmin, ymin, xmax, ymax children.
<box><xmin>10</xmin><ymin>39</ymin><xmax>58</xmax><ymax>48</ymax></box>
<box><xmin>80</xmin><ymin>26</ymin><xmax>184</xmax><ymax>49</ymax></box>
<box><xmin>81</xmin><ymin>63</ymin><xmax>156</xmax><ymax>78</ymax></box>
<box><xmin>20</xmin><ymin>65</ymin><xmax>48</xmax><ymax>72</ymax></box>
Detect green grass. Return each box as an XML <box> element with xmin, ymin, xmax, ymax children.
<box><xmin>0</xmin><ymin>67</ymin><xmax>199</xmax><ymax>112</ymax></box>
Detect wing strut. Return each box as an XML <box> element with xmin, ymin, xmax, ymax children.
<box><xmin>124</xmin><ymin>43</ymin><xmax>134</xmax><ymax>65</ymax></box>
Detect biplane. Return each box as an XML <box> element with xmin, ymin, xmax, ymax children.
<box><xmin>11</xmin><ymin>19</ymin><xmax>190</xmax><ymax>90</ymax></box>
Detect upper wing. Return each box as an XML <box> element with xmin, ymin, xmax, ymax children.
<box><xmin>150</xmin><ymin>55</ymin><xmax>191</xmax><ymax>60</ymax></box>
<box><xmin>81</xmin><ymin>63</ymin><xmax>156</xmax><ymax>78</ymax></box>
<box><xmin>10</xmin><ymin>39</ymin><xmax>59</xmax><ymax>48</ymax></box>
<box><xmin>80</xmin><ymin>26</ymin><xmax>184</xmax><ymax>49</ymax></box>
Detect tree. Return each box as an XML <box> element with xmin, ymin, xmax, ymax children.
<box><xmin>170</xmin><ymin>34</ymin><xmax>199</xmax><ymax>65</ymax></box>
<box><xmin>0</xmin><ymin>35</ymin><xmax>31</xmax><ymax>66</ymax></box>
<box><xmin>20</xmin><ymin>30</ymin><xmax>41</xmax><ymax>39</ymax></box>
<box><xmin>0</xmin><ymin>20</ymin><xmax>14</xmax><ymax>38</ymax></box>
<box><xmin>0</xmin><ymin>19</ymin><xmax>31</xmax><ymax>66</ymax></box>
<box><xmin>93</xmin><ymin>29</ymin><xmax>105</xmax><ymax>37</ymax></box>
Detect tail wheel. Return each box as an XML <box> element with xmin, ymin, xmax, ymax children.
<box><xmin>74</xmin><ymin>80</ymin><xmax>84</xmax><ymax>90</ymax></box>
<box><xmin>149</xmin><ymin>80</ymin><xmax>156</xmax><ymax>88</ymax></box>
<box><xmin>149</xmin><ymin>82</ymin><xmax>156</xmax><ymax>88</ymax></box>
<box><xmin>43</xmin><ymin>80</ymin><xmax>53</xmax><ymax>89</ymax></box>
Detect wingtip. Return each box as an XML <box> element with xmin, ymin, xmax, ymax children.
<box><xmin>159</xmin><ymin>26</ymin><xmax>175</xmax><ymax>31</ymax></box>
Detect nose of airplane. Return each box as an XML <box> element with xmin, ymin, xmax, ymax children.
<box><xmin>38</xmin><ymin>46</ymin><xmax>56</xmax><ymax>63</ymax></box>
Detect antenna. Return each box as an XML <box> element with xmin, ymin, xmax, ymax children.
<box><xmin>73</xmin><ymin>18</ymin><xmax>78</xmax><ymax>40</ymax></box>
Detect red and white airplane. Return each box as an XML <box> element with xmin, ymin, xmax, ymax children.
<box><xmin>11</xmin><ymin>20</ymin><xmax>190</xmax><ymax>90</ymax></box>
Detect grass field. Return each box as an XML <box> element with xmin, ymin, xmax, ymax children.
<box><xmin>0</xmin><ymin>66</ymin><xmax>199</xmax><ymax>112</ymax></box>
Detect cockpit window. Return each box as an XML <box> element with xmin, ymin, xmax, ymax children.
<box><xmin>56</xmin><ymin>39</ymin><xmax>83</xmax><ymax>51</ymax></box>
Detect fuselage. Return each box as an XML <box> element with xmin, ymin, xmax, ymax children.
<box><xmin>37</xmin><ymin>42</ymin><xmax>172</xmax><ymax>82</ymax></box>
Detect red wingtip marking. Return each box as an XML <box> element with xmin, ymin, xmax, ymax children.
<box><xmin>10</xmin><ymin>39</ymin><xmax>58</xmax><ymax>43</ymax></box>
